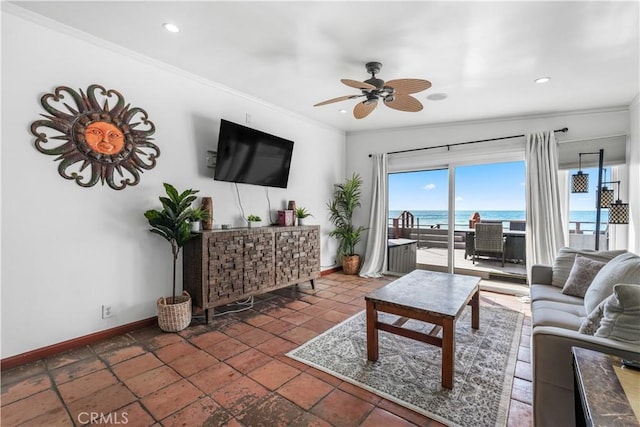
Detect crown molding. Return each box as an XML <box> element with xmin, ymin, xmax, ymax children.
<box><xmin>346</xmin><ymin>106</ymin><xmax>631</xmax><ymax>137</ymax></box>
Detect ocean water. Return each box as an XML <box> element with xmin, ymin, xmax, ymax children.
<box><xmin>388</xmin><ymin>210</ymin><xmax>608</xmax><ymax>232</ymax></box>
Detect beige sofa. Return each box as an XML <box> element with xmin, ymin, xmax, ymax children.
<box><xmin>530</xmin><ymin>248</ymin><xmax>640</xmax><ymax>427</ymax></box>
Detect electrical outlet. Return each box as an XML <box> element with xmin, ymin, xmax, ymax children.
<box><xmin>102</xmin><ymin>305</ymin><xmax>113</xmax><ymax>319</ymax></box>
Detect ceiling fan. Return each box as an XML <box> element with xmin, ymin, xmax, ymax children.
<box><xmin>314</xmin><ymin>62</ymin><xmax>432</xmax><ymax>119</ymax></box>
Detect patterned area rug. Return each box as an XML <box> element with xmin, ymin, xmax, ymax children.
<box><xmin>287</xmin><ymin>304</ymin><xmax>523</xmax><ymax>427</ymax></box>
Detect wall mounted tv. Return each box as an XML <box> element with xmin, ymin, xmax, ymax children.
<box><xmin>214</xmin><ymin>119</ymin><xmax>294</xmax><ymax>188</ymax></box>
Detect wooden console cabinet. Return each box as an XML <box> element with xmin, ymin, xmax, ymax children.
<box><xmin>183</xmin><ymin>225</ymin><xmax>320</xmax><ymax>322</ymax></box>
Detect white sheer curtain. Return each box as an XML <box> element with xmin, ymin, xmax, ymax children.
<box><xmin>525</xmin><ymin>131</ymin><xmax>567</xmax><ymax>273</ymax></box>
<box><xmin>359</xmin><ymin>153</ymin><xmax>388</xmax><ymax>278</ymax></box>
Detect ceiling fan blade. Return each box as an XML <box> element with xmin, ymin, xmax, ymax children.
<box><xmin>353</xmin><ymin>99</ymin><xmax>377</xmax><ymax>119</ymax></box>
<box><xmin>385</xmin><ymin>78</ymin><xmax>432</xmax><ymax>95</ymax></box>
<box><xmin>313</xmin><ymin>95</ymin><xmax>360</xmax><ymax>107</ymax></box>
<box><xmin>341</xmin><ymin>79</ymin><xmax>376</xmax><ymax>90</ymax></box>
<box><xmin>384</xmin><ymin>94</ymin><xmax>423</xmax><ymax>112</ymax></box>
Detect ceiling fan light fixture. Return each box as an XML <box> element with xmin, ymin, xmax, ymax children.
<box><xmin>314</xmin><ymin>61</ymin><xmax>431</xmax><ymax>119</ymax></box>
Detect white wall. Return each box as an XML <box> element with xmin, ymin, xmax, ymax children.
<box><xmin>345</xmin><ymin>109</ymin><xmax>636</xmax><ymax>256</ymax></box>
<box><xmin>1</xmin><ymin>10</ymin><xmax>344</xmax><ymax>358</ymax></box>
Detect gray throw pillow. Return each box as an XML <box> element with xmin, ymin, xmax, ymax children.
<box><xmin>551</xmin><ymin>247</ymin><xmax>626</xmax><ymax>288</ymax></box>
<box><xmin>584</xmin><ymin>252</ymin><xmax>640</xmax><ymax>314</ymax></box>
<box><xmin>579</xmin><ymin>298</ymin><xmax>608</xmax><ymax>335</ymax></box>
<box><xmin>594</xmin><ymin>284</ymin><xmax>640</xmax><ymax>344</ymax></box>
<box><xmin>562</xmin><ymin>255</ymin><xmax>606</xmax><ymax>297</ymax></box>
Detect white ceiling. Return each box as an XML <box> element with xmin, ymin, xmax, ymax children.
<box><xmin>9</xmin><ymin>1</ymin><xmax>640</xmax><ymax>132</ymax></box>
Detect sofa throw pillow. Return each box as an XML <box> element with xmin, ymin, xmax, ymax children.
<box><xmin>584</xmin><ymin>252</ymin><xmax>640</xmax><ymax>314</ymax></box>
<box><xmin>579</xmin><ymin>298</ymin><xmax>608</xmax><ymax>335</ymax></box>
<box><xmin>551</xmin><ymin>247</ymin><xmax>626</xmax><ymax>288</ymax></box>
<box><xmin>562</xmin><ymin>256</ymin><xmax>607</xmax><ymax>297</ymax></box>
<box><xmin>594</xmin><ymin>284</ymin><xmax>640</xmax><ymax>344</ymax></box>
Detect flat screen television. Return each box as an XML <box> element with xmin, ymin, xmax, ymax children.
<box><xmin>214</xmin><ymin>119</ymin><xmax>294</xmax><ymax>188</ymax></box>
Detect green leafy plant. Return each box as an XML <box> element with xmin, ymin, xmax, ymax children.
<box><xmin>327</xmin><ymin>173</ymin><xmax>366</xmax><ymax>260</ymax></box>
<box><xmin>247</xmin><ymin>215</ymin><xmax>262</xmax><ymax>222</ymax></box>
<box><xmin>144</xmin><ymin>183</ymin><xmax>201</xmax><ymax>301</ymax></box>
<box><xmin>295</xmin><ymin>207</ymin><xmax>313</xmax><ymax>219</ymax></box>
<box><xmin>188</xmin><ymin>207</ymin><xmax>210</xmax><ymax>222</ymax></box>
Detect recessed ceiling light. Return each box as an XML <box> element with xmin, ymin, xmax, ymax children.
<box><xmin>339</xmin><ymin>109</ymin><xmax>347</xmax><ymax>114</ymax></box>
<box><xmin>427</xmin><ymin>93</ymin><xmax>448</xmax><ymax>101</ymax></box>
<box><xmin>535</xmin><ymin>77</ymin><xmax>551</xmax><ymax>84</ymax></box>
<box><xmin>162</xmin><ymin>23</ymin><xmax>180</xmax><ymax>33</ymax></box>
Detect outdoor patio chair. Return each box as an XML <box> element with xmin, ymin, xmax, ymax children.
<box><xmin>473</xmin><ymin>223</ymin><xmax>505</xmax><ymax>266</ymax></box>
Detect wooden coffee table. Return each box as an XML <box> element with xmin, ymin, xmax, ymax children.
<box><xmin>365</xmin><ymin>269</ymin><xmax>481</xmax><ymax>389</ymax></box>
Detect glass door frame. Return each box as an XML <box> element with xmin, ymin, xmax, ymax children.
<box><xmin>389</xmin><ymin>153</ymin><xmax>526</xmax><ymax>274</ymax></box>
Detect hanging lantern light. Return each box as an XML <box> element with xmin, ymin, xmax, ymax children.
<box><xmin>571</xmin><ymin>154</ymin><xmax>589</xmax><ymax>193</ymax></box>
<box><xmin>609</xmin><ymin>201</ymin><xmax>629</xmax><ymax>224</ymax></box>
<box><xmin>599</xmin><ymin>171</ymin><xmax>615</xmax><ymax>208</ymax></box>
<box><xmin>608</xmin><ymin>182</ymin><xmax>629</xmax><ymax>224</ymax></box>
<box><xmin>600</xmin><ymin>186</ymin><xmax>615</xmax><ymax>208</ymax></box>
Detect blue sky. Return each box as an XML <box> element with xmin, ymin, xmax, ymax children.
<box><xmin>389</xmin><ymin>161</ymin><xmax>526</xmax><ymax>211</ymax></box>
<box><xmin>388</xmin><ymin>162</ymin><xmax>604</xmax><ymax>211</ymax></box>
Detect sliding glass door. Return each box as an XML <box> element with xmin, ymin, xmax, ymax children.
<box><xmin>387</xmin><ymin>160</ymin><xmax>527</xmax><ymax>279</ymax></box>
<box><xmin>388</xmin><ymin>168</ymin><xmax>450</xmax><ymax>271</ymax></box>
<box><xmin>454</xmin><ymin>161</ymin><xmax>527</xmax><ymax>278</ymax></box>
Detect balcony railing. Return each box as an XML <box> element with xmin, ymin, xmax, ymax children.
<box><xmin>388</xmin><ymin>215</ymin><xmax>607</xmax><ymax>251</ymax></box>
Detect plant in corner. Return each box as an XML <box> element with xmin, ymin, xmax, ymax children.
<box><xmin>327</xmin><ymin>173</ymin><xmax>366</xmax><ymax>275</ymax></box>
<box><xmin>144</xmin><ymin>183</ymin><xmax>201</xmax><ymax>332</ymax></box>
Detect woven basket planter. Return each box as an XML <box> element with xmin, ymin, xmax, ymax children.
<box><xmin>157</xmin><ymin>291</ymin><xmax>192</xmax><ymax>332</ymax></box>
<box><xmin>342</xmin><ymin>255</ymin><xmax>361</xmax><ymax>275</ymax></box>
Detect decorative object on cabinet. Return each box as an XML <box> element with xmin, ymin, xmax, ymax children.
<box><xmin>144</xmin><ymin>183</ymin><xmax>202</xmax><ymax>332</ymax></box>
<box><xmin>278</xmin><ymin>210</ymin><xmax>295</xmax><ymax>226</ymax></box>
<box><xmin>200</xmin><ymin>197</ymin><xmax>213</xmax><ymax>230</ymax></box>
<box><xmin>30</xmin><ymin>84</ymin><xmax>160</xmax><ymax>190</ymax></box>
<box><xmin>188</xmin><ymin>206</ymin><xmax>209</xmax><ymax>233</ymax></box>
<box><xmin>247</xmin><ymin>215</ymin><xmax>262</xmax><ymax>228</ymax></box>
<box><xmin>183</xmin><ymin>225</ymin><xmax>320</xmax><ymax>322</ymax></box>
<box><xmin>295</xmin><ymin>207</ymin><xmax>313</xmax><ymax>226</ymax></box>
<box><xmin>288</xmin><ymin>201</ymin><xmax>297</xmax><ymax>225</ymax></box>
<box><xmin>327</xmin><ymin>173</ymin><xmax>366</xmax><ymax>275</ymax></box>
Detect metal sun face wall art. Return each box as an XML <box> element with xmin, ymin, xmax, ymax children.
<box><xmin>30</xmin><ymin>84</ymin><xmax>160</xmax><ymax>190</ymax></box>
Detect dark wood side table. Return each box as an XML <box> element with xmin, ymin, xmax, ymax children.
<box><xmin>572</xmin><ymin>347</ymin><xmax>640</xmax><ymax>427</ymax></box>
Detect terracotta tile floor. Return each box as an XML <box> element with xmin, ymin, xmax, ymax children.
<box><xmin>1</xmin><ymin>272</ymin><xmax>533</xmax><ymax>426</ymax></box>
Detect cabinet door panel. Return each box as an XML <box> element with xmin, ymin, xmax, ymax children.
<box><xmin>299</xmin><ymin>228</ymin><xmax>320</xmax><ymax>279</ymax></box>
<box><xmin>244</xmin><ymin>230</ymin><xmax>275</xmax><ymax>293</ymax></box>
<box><xmin>208</xmin><ymin>232</ymin><xmax>245</xmax><ymax>301</ymax></box>
<box><xmin>275</xmin><ymin>230</ymin><xmax>300</xmax><ymax>285</ymax></box>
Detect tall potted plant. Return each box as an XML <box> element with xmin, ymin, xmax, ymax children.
<box><xmin>144</xmin><ymin>183</ymin><xmax>205</xmax><ymax>332</ymax></box>
<box><xmin>327</xmin><ymin>173</ymin><xmax>366</xmax><ymax>275</ymax></box>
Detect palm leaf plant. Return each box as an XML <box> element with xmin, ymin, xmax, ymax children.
<box><xmin>327</xmin><ymin>173</ymin><xmax>366</xmax><ymax>262</ymax></box>
<box><xmin>144</xmin><ymin>183</ymin><xmax>203</xmax><ymax>301</ymax></box>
